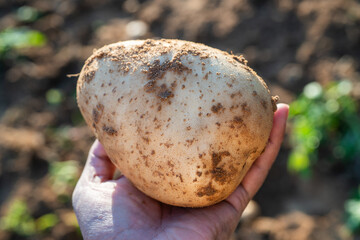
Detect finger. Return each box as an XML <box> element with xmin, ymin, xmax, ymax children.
<box><xmin>223</xmin><ymin>184</ymin><xmax>251</xmax><ymax>214</ymax></box>
<box><xmin>81</xmin><ymin>139</ymin><xmax>117</xmax><ymax>183</ymax></box>
<box><xmin>241</xmin><ymin>103</ymin><xmax>289</xmax><ymax>199</ymax></box>
<box><xmin>222</xmin><ymin>104</ymin><xmax>288</xmax><ymax>214</ymax></box>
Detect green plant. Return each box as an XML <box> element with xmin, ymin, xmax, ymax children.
<box><xmin>288</xmin><ymin>80</ymin><xmax>360</xmax><ymax>176</ymax></box>
<box><xmin>16</xmin><ymin>6</ymin><xmax>40</xmax><ymax>23</ymax></box>
<box><xmin>289</xmin><ymin>80</ymin><xmax>360</xmax><ymax>234</ymax></box>
<box><xmin>345</xmin><ymin>186</ymin><xmax>360</xmax><ymax>233</ymax></box>
<box><xmin>0</xmin><ymin>27</ymin><xmax>46</xmax><ymax>58</ymax></box>
<box><xmin>49</xmin><ymin>160</ymin><xmax>80</xmax><ymax>201</ymax></box>
<box><xmin>35</xmin><ymin>213</ymin><xmax>59</xmax><ymax>232</ymax></box>
<box><xmin>46</xmin><ymin>88</ymin><xmax>65</xmax><ymax>105</ymax></box>
<box><xmin>0</xmin><ymin>199</ymin><xmax>62</xmax><ymax>236</ymax></box>
<box><xmin>0</xmin><ymin>200</ymin><xmax>36</xmax><ymax>236</ymax></box>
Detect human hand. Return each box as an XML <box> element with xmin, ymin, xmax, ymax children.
<box><xmin>72</xmin><ymin>104</ymin><xmax>289</xmax><ymax>240</ymax></box>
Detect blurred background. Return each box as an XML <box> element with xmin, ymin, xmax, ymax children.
<box><xmin>0</xmin><ymin>0</ymin><xmax>360</xmax><ymax>239</ymax></box>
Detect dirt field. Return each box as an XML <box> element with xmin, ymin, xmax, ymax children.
<box><xmin>1</xmin><ymin>0</ymin><xmax>360</xmax><ymax>239</ymax></box>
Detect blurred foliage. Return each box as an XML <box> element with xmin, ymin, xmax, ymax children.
<box><xmin>49</xmin><ymin>160</ymin><xmax>80</xmax><ymax>202</ymax></box>
<box><xmin>45</xmin><ymin>126</ymin><xmax>75</xmax><ymax>155</ymax></box>
<box><xmin>345</xmin><ymin>187</ymin><xmax>360</xmax><ymax>233</ymax></box>
<box><xmin>288</xmin><ymin>80</ymin><xmax>360</xmax><ymax>176</ymax></box>
<box><xmin>0</xmin><ymin>200</ymin><xmax>36</xmax><ymax>236</ymax></box>
<box><xmin>35</xmin><ymin>213</ymin><xmax>59</xmax><ymax>232</ymax></box>
<box><xmin>46</xmin><ymin>89</ymin><xmax>65</xmax><ymax>105</ymax></box>
<box><xmin>289</xmin><ymin>80</ymin><xmax>360</xmax><ymax>233</ymax></box>
<box><xmin>0</xmin><ymin>200</ymin><xmax>61</xmax><ymax>236</ymax></box>
<box><xmin>0</xmin><ymin>27</ymin><xmax>46</xmax><ymax>59</ymax></box>
<box><xmin>16</xmin><ymin>6</ymin><xmax>40</xmax><ymax>23</ymax></box>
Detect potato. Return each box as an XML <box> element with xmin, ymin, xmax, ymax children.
<box><xmin>77</xmin><ymin>39</ymin><xmax>278</xmax><ymax>207</ymax></box>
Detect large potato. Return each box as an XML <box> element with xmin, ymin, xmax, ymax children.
<box><xmin>77</xmin><ymin>39</ymin><xmax>278</xmax><ymax>207</ymax></box>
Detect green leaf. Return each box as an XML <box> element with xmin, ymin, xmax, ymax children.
<box><xmin>36</xmin><ymin>213</ymin><xmax>58</xmax><ymax>232</ymax></box>
<box><xmin>46</xmin><ymin>89</ymin><xmax>64</xmax><ymax>105</ymax></box>
<box><xmin>49</xmin><ymin>160</ymin><xmax>80</xmax><ymax>196</ymax></box>
<box><xmin>0</xmin><ymin>200</ymin><xmax>36</xmax><ymax>236</ymax></box>
<box><xmin>288</xmin><ymin>148</ymin><xmax>311</xmax><ymax>174</ymax></box>
<box><xmin>345</xmin><ymin>198</ymin><xmax>360</xmax><ymax>232</ymax></box>
<box><xmin>0</xmin><ymin>27</ymin><xmax>46</xmax><ymax>56</ymax></box>
<box><xmin>16</xmin><ymin>6</ymin><xmax>39</xmax><ymax>23</ymax></box>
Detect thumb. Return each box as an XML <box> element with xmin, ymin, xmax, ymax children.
<box><xmin>81</xmin><ymin>139</ymin><xmax>116</xmax><ymax>183</ymax></box>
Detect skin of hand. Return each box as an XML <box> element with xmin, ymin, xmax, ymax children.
<box><xmin>72</xmin><ymin>104</ymin><xmax>289</xmax><ymax>240</ymax></box>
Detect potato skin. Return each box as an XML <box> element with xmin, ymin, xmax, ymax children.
<box><xmin>77</xmin><ymin>39</ymin><xmax>277</xmax><ymax>207</ymax></box>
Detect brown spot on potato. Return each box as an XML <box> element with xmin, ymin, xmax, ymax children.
<box><xmin>212</xmin><ymin>151</ymin><xmax>230</xmax><ymax>167</ymax></box>
<box><xmin>230</xmin><ymin>91</ymin><xmax>242</xmax><ymax>99</ymax></box>
<box><xmin>242</xmin><ymin>162</ymin><xmax>247</xmax><ymax>169</ymax></box>
<box><xmin>153</xmin><ymin>171</ymin><xmax>164</xmax><ymax>178</ymax></box>
<box><xmin>84</xmin><ymin>70</ymin><xmax>95</xmax><ymax>83</ymax></box>
<box><xmin>197</xmin><ymin>182</ymin><xmax>217</xmax><ymax>197</ymax></box>
<box><xmin>96</xmin><ymin>104</ymin><xmax>104</xmax><ymax>111</ymax></box>
<box><xmin>243</xmin><ymin>147</ymin><xmax>259</xmax><ymax>159</ymax></box>
<box><xmin>92</xmin><ymin>104</ymin><xmax>104</xmax><ymax>124</ymax></box>
<box><xmin>196</xmin><ymin>171</ymin><xmax>202</xmax><ymax>177</ymax></box>
<box><xmin>157</xmin><ymin>84</ymin><xmax>174</xmax><ymax>101</ymax></box>
<box><xmin>144</xmin><ymin>80</ymin><xmax>156</xmax><ymax>93</ymax></box>
<box><xmin>185</xmin><ymin>138</ymin><xmax>195</xmax><ymax>146</ymax></box>
<box><xmin>210</xmin><ymin>151</ymin><xmax>233</xmax><ymax>184</ymax></box>
<box><xmin>211</xmin><ymin>103</ymin><xmax>224</xmax><ymax>114</ymax></box>
<box><xmin>241</xmin><ymin>103</ymin><xmax>250</xmax><ymax>114</ymax></box>
<box><xmin>102</xmin><ymin>125</ymin><xmax>118</xmax><ymax>136</ymax></box>
<box><xmin>203</xmin><ymin>72</ymin><xmax>209</xmax><ymax>80</ymax></box>
<box><xmin>261</xmin><ymin>99</ymin><xmax>268</xmax><ymax>110</ymax></box>
<box><xmin>167</xmin><ymin>161</ymin><xmax>174</xmax><ymax>168</ymax></box>
<box><xmin>211</xmin><ymin>167</ymin><xmax>228</xmax><ymax>184</ymax></box>
<box><xmin>233</xmin><ymin>116</ymin><xmax>244</xmax><ymax>126</ymax></box>
<box><xmin>147</xmin><ymin>59</ymin><xmax>191</xmax><ymax>81</ymax></box>
<box><xmin>176</xmin><ymin>174</ymin><xmax>183</xmax><ymax>182</ymax></box>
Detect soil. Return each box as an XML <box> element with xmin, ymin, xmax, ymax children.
<box><xmin>1</xmin><ymin>0</ymin><xmax>360</xmax><ymax>239</ymax></box>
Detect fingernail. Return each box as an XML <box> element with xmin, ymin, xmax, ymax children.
<box><xmin>93</xmin><ymin>175</ymin><xmax>102</xmax><ymax>183</ymax></box>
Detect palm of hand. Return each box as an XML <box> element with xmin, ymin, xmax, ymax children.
<box><xmin>75</xmin><ymin>174</ymin><xmax>245</xmax><ymax>239</ymax></box>
<box><xmin>73</xmin><ymin>104</ymin><xmax>288</xmax><ymax>240</ymax></box>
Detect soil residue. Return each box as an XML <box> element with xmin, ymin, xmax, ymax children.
<box><xmin>196</xmin><ymin>182</ymin><xmax>218</xmax><ymax>197</ymax></box>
